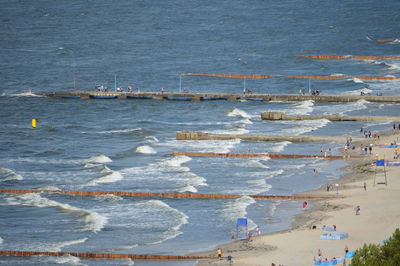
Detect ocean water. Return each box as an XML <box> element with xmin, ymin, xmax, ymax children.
<box><xmin>0</xmin><ymin>0</ymin><xmax>399</xmax><ymax>265</ymax></box>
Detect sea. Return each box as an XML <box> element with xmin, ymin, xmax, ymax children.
<box><xmin>0</xmin><ymin>0</ymin><xmax>399</xmax><ymax>265</ymax></box>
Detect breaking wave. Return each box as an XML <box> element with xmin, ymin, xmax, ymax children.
<box><xmin>227</xmin><ymin>108</ymin><xmax>251</xmax><ymax>118</ymax></box>
<box><xmin>48</xmin><ymin>238</ymin><xmax>88</xmax><ymax>252</ymax></box>
<box><xmin>85</xmin><ymin>155</ymin><xmax>112</xmax><ymax>164</ymax></box>
<box><xmin>98</xmin><ymin>128</ymin><xmax>141</xmax><ymax>134</ymax></box>
<box><xmin>0</xmin><ymin>168</ymin><xmax>23</xmax><ymax>182</ymax></box>
<box><xmin>3</xmin><ymin>193</ymin><xmax>107</xmax><ymax>232</ymax></box>
<box><xmin>135</xmin><ymin>145</ymin><xmax>157</xmax><ymax>154</ymax></box>
<box><xmin>286</xmin><ymin>100</ymin><xmax>314</xmax><ymax>115</ymax></box>
<box><xmin>85</xmin><ymin>166</ymin><xmax>123</xmax><ymax>186</ymax></box>
<box><xmin>42</xmin><ymin>254</ymin><xmax>86</xmax><ymax>266</ymax></box>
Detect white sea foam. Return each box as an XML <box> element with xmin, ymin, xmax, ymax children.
<box><xmin>94</xmin><ymin>194</ymin><xmax>123</xmax><ymax>202</ymax></box>
<box><xmin>83</xmin><ymin>162</ymin><xmax>106</xmax><ymax>169</ymax></box>
<box><xmin>38</xmin><ymin>186</ymin><xmax>61</xmax><ymax>191</ymax></box>
<box><xmin>330</xmin><ymin>73</ymin><xmax>346</xmax><ymax>77</ymax></box>
<box><xmin>135</xmin><ymin>145</ymin><xmax>157</xmax><ymax>154</ymax></box>
<box><xmin>227</xmin><ymin>108</ymin><xmax>251</xmax><ymax>118</ymax></box>
<box><xmin>245</xmin><ymin>169</ymin><xmax>284</xmax><ymax>179</ymax></box>
<box><xmin>161</xmin><ymin>139</ymin><xmax>241</xmax><ymax>153</ymax></box>
<box><xmin>286</xmin><ymin>100</ymin><xmax>314</xmax><ymax>115</ymax></box>
<box><xmin>143</xmin><ymin>200</ymin><xmax>189</xmax><ymax>242</ymax></box>
<box><xmin>268</xmin><ymin>200</ymin><xmax>282</xmax><ymax>216</ymax></box>
<box><xmin>122</xmin><ymin>156</ymin><xmax>208</xmax><ymax>189</ymax></box>
<box><xmin>236</xmin><ymin>158</ymin><xmax>269</xmax><ymax>169</ymax></box>
<box><xmin>221</xmin><ymin>196</ymin><xmax>257</xmax><ymax>230</ymax></box>
<box><xmin>3</xmin><ymin>193</ymin><xmax>107</xmax><ymax>232</ymax></box>
<box><xmin>281</xmin><ymin>119</ymin><xmax>330</xmax><ymax>135</ymax></box>
<box><xmin>85</xmin><ymin>154</ymin><xmax>112</xmax><ymax>164</ymax></box>
<box><xmin>9</xmin><ymin>91</ymin><xmax>45</xmax><ymax>97</ymax></box>
<box><xmin>85</xmin><ymin>167</ymin><xmax>123</xmax><ymax>186</ymax></box>
<box><xmin>340</xmin><ymin>99</ymin><xmax>369</xmax><ymax>114</ymax></box>
<box><xmin>350</xmin><ymin>77</ymin><xmax>364</xmax><ymax>84</ymax></box>
<box><xmin>98</xmin><ymin>128</ymin><xmax>141</xmax><ymax>134</ymax></box>
<box><xmin>0</xmin><ymin>168</ymin><xmax>23</xmax><ymax>181</ymax></box>
<box><xmin>233</xmin><ymin>118</ymin><xmax>253</xmax><ymax>125</ymax></box>
<box><xmin>206</xmin><ymin>128</ymin><xmax>249</xmax><ymax>135</ymax></box>
<box><xmin>42</xmin><ymin>254</ymin><xmax>86</xmax><ymax>266</ymax></box>
<box><xmin>156</xmin><ymin>155</ymin><xmax>192</xmax><ymax>170</ymax></box>
<box><xmin>362</xmin><ymin>59</ymin><xmax>400</xmax><ymax>71</ymax></box>
<box><xmin>0</xmin><ymin>236</ymin><xmax>3</xmax><ymax>244</ymax></box>
<box><xmin>177</xmin><ymin>185</ymin><xmax>198</xmax><ymax>193</ymax></box>
<box><xmin>48</xmin><ymin>238</ymin><xmax>88</xmax><ymax>252</ymax></box>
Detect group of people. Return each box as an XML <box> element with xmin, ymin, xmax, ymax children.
<box><xmin>314</xmin><ymin>246</ymin><xmax>350</xmax><ymax>264</ymax></box>
<box><xmin>359</xmin><ymin>143</ymin><xmax>373</xmax><ymax>155</ymax></box>
<box><xmin>393</xmin><ymin>123</ymin><xmax>400</xmax><ymax>130</ymax></box>
<box><xmin>297</xmin><ymin>88</ymin><xmax>321</xmax><ymax>95</ymax></box>
<box><xmin>95</xmin><ymin>85</ymin><xmax>135</xmax><ymax>92</ymax></box>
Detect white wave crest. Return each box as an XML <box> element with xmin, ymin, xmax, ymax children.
<box><xmin>330</xmin><ymin>73</ymin><xmax>346</xmax><ymax>77</ymax></box>
<box><xmin>0</xmin><ymin>168</ymin><xmax>23</xmax><ymax>181</ymax></box>
<box><xmin>155</xmin><ymin>155</ymin><xmax>192</xmax><ymax>170</ymax></box>
<box><xmin>161</xmin><ymin>138</ymin><xmax>241</xmax><ymax>154</ymax></box>
<box><xmin>48</xmin><ymin>238</ymin><xmax>88</xmax><ymax>252</ymax></box>
<box><xmin>85</xmin><ymin>155</ymin><xmax>112</xmax><ymax>164</ymax></box>
<box><xmin>9</xmin><ymin>91</ymin><xmax>45</xmax><ymax>97</ymax></box>
<box><xmin>38</xmin><ymin>186</ymin><xmax>61</xmax><ymax>191</ymax></box>
<box><xmin>0</xmin><ymin>236</ymin><xmax>3</xmax><ymax>244</ymax></box>
<box><xmin>269</xmin><ymin>141</ymin><xmax>291</xmax><ymax>153</ymax></box>
<box><xmin>282</xmin><ymin>119</ymin><xmax>330</xmax><ymax>135</ymax></box>
<box><xmin>42</xmin><ymin>254</ymin><xmax>86</xmax><ymax>266</ymax></box>
<box><xmin>234</xmin><ymin>157</ymin><xmax>269</xmax><ymax>169</ymax></box>
<box><xmin>286</xmin><ymin>100</ymin><xmax>314</xmax><ymax>115</ymax></box>
<box><xmin>227</xmin><ymin>108</ymin><xmax>251</xmax><ymax>118</ymax></box>
<box><xmin>94</xmin><ymin>194</ymin><xmax>123</xmax><ymax>202</ymax></box>
<box><xmin>352</xmin><ymin>78</ymin><xmax>364</xmax><ymax>84</ymax></box>
<box><xmin>85</xmin><ymin>167</ymin><xmax>123</xmax><ymax>186</ymax></box>
<box><xmin>145</xmin><ymin>136</ymin><xmax>159</xmax><ymax>143</ymax></box>
<box><xmin>98</xmin><ymin>128</ymin><xmax>141</xmax><ymax>134</ymax></box>
<box><xmin>206</xmin><ymin>128</ymin><xmax>249</xmax><ymax>135</ymax></box>
<box><xmin>177</xmin><ymin>185</ymin><xmax>198</xmax><ymax>193</ymax></box>
<box><xmin>135</xmin><ymin>145</ymin><xmax>157</xmax><ymax>154</ymax></box>
<box><xmin>4</xmin><ymin>193</ymin><xmax>107</xmax><ymax>232</ymax></box>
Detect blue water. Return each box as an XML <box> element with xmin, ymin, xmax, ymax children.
<box><xmin>1</xmin><ymin>0</ymin><xmax>399</xmax><ymax>265</ymax></box>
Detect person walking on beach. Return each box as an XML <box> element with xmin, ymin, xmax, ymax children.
<box><xmin>355</xmin><ymin>205</ymin><xmax>360</xmax><ymax>215</ymax></box>
<box><xmin>363</xmin><ymin>182</ymin><xmax>367</xmax><ymax>191</ymax></box>
<box><xmin>217</xmin><ymin>247</ymin><xmax>223</xmax><ymax>259</ymax></box>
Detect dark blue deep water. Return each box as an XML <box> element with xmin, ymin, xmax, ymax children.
<box><xmin>0</xmin><ymin>0</ymin><xmax>399</xmax><ymax>265</ymax></box>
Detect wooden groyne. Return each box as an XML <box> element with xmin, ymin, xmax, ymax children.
<box><xmin>0</xmin><ymin>189</ymin><xmax>329</xmax><ymax>200</ymax></box>
<box><xmin>171</xmin><ymin>152</ymin><xmax>351</xmax><ymax>160</ymax></box>
<box><xmin>377</xmin><ymin>40</ymin><xmax>397</xmax><ymax>43</ymax></box>
<box><xmin>261</xmin><ymin>112</ymin><xmax>400</xmax><ymax>122</ymax></box>
<box><xmin>176</xmin><ymin>131</ymin><xmax>361</xmax><ymax>143</ymax></box>
<box><xmin>297</xmin><ymin>54</ymin><xmax>400</xmax><ymax>60</ymax></box>
<box><xmin>0</xmin><ymin>250</ymin><xmax>215</xmax><ymax>261</ymax></box>
<box><xmin>32</xmin><ymin>90</ymin><xmax>400</xmax><ymax>103</ymax></box>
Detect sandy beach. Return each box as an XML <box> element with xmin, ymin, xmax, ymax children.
<box><xmin>194</xmin><ymin>129</ymin><xmax>400</xmax><ymax>266</ymax></box>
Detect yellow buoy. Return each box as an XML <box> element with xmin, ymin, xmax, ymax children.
<box><xmin>31</xmin><ymin>118</ymin><xmax>37</xmax><ymax>129</ymax></box>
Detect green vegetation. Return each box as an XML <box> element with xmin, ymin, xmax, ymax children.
<box><xmin>350</xmin><ymin>228</ymin><xmax>400</xmax><ymax>266</ymax></box>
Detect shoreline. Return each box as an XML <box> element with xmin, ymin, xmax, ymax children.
<box><xmin>191</xmin><ymin>128</ymin><xmax>400</xmax><ymax>265</ymax></box>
